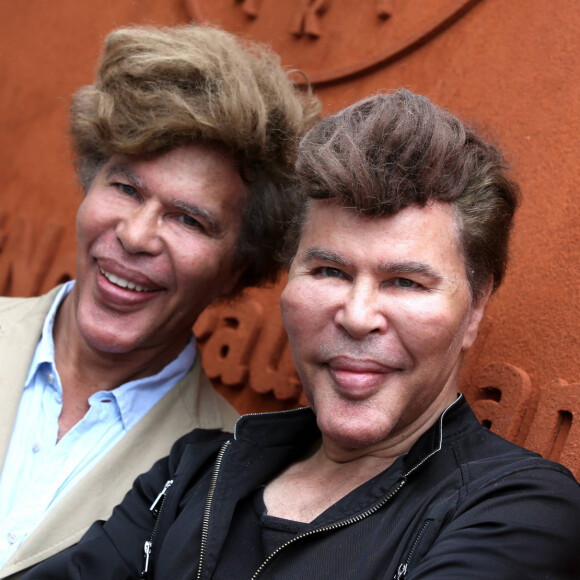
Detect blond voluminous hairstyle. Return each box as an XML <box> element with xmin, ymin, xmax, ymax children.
<box><xmin>70</xmin><ymin>24</ymin><xmax>320</xmax><ymax>295</ymax></box>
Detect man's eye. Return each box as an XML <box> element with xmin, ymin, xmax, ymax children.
<box><xmin>319</xmin><ymin>267</ymin><xmax>344</xmax><ymax>278</ymax></box>
<box><xmin>116</xmin><ymin>183</ymin><xmax>138</xmax><ymax>197</ymax></box>
<box><xmin>394</xmin><ymin>277</ymin><xmax>419</xmax><ymax>289</ymax></box>
<box><xmin>179</xmin><ymin>214</ymin><xmax>203</xmax><ymax>229</ymax></box>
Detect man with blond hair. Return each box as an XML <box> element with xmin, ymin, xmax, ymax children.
<box><xmin>0</xmin><ymin>23</ymin><xmax>319</xmax><ymax>579</ymax></box>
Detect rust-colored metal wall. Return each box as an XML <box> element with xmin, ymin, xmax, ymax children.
<box><xmin>1</xmin><ymin>0</ymin><xmax>578</xmax><ymax>477</ymax></box>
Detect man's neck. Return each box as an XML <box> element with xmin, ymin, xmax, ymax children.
<box><xmin>52</xmin><ymin>293</ymin><xmax>187</xmax><ymax>439</ymax></box>
<box><xmin>263</xmin><ymin>393</ymin><xmax>459</xmax><ymax>523</ymax></box>
<box><xmin>263</xmin><ymin>440</ymin><xmax>399</xmax><ymax>524</ymax></box>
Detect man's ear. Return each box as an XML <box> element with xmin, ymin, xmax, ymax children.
<box><xmin>461</xmin><ymin>277</ymin><xmax>493</xmax><ymax>351</ymax></box>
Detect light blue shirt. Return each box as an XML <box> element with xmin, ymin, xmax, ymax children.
<box><xmin>0</xmin><ymin>281</ymin><xmax>196</xmax><ymax>568</ymax></box>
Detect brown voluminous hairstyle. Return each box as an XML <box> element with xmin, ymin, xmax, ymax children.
<box><xmin>286</xmin><ymin>89</ymin><xmax>520</xmax><ymax>299</ymax></box>
<box><xmin>70</xmin><ymin>24</ymin><xmax>320</xmax><ymax>296</ymax></box>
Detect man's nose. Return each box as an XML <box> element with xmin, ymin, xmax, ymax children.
<box><xmin>334</xmin><ymin>282</ymin><xmax>387</xmax><ymax>339</ymax></box>
<box><xmin>115</xmin><ymin>205</ymin><xmax>163</xmax><ymax>255</ymax></box>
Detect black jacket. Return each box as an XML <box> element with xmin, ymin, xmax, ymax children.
<box><xmin>24</xmin><ymin>396</ymin><xmax>580</xmax><ymax>579</ymax></box>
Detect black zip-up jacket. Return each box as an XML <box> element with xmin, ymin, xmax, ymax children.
<box><xmin>24</xmin><ymin>396</ymin><xmax>580</xmax><ymax>579</ymax></box>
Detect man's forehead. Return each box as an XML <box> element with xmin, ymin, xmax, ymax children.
<box><xmin>300</xmin><ymin>197</ymin><xmax>458</xmax><ymax>233</ymax></box>
<box><xmin>296</xmin><ymin>198</ymin><xmax>464</xmax><ymax>267</ymax></box>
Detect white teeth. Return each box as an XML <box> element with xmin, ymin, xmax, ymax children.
<box><xmin>100</xmin><ymin>268</ymin><xmax>153</xmax><ymax>292</ymax></box>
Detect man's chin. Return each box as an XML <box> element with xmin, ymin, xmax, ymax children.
<box><xmin>317</xmin><ymin>411</ymin><xmax>395</xmax><ymax>453</ymax></box>
<box><xmin>79</xmin><ymin>325</ymin><xmax>145</xmax><ymax>356</ymax></box>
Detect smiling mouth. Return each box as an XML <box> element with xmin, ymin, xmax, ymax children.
<box><xmin>324</xmin><ymin>356</ymin><xmax>402</xmax><ymax>396</ymax></box>
<box><xmin>99</xmin><ymin>268</ymin><xmax>157</xmax><ymax>293</ymax></box>
<box><xmin>327</xmin><ymin>357</ymin><xmax>398</xmax><ymax>374</ymax></box>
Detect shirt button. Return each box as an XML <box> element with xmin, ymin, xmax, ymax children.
<box><xmin>32</xmin><ymin>442</ymin><xmax>41</xmax><ymax>453</ymax></box>
<box><xmin>46</xmin><ymin>372</ymin><xmax>55</xmax><ymax>385</ymax></box>
<box><xmin>7</xmin><ymin>531</ymin><xmax>18</xmax><ymax>544</ymax></box>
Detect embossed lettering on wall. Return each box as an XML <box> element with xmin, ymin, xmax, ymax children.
<box><xmin>194</xmin><ymin>294</ymin><xmax>304</xmax><ymax>407</ymax></box>
<box><xmin>196</xmin><ymin>0</ymin><xmax>395</xmax><ymax>30</ymax></box>
<box><xmin>377</xmin><ymin>0</ymin><xmax>395</xmax><ymax>19</ymax></box>
<box><xmin>290</xmin><ymin>0</ymin><xmax>330</xmax><ymax>38</ymax></box>
<box><xmin>184</xmin><ymin>0</ymin><xmax>484</xmax><ymax>84</ymax></box>
<box><xmin>236</xmin><ymin>0</ymin><xmax>262</xmax><ymax>19</ymax></box>
<box><xmin>465</xmin><ymin>363</ymin><xmax>580</xmax><ymax>480</ymax></box>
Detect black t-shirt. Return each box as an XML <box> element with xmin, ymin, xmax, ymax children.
<box><xmin>213</xmin><ymin>487</ymin><xmax>306</xmax><ymax>578</ymax></box>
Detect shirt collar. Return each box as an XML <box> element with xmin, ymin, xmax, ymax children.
<box><xmin>106</xmin><ymin>338</ymin><xmax>195</xmax><ymax>431</ymax></box>
<box><xmin>24</xmin><ymin>281</ymin><xmax>75</xmax><ymax>391</ymax></box>
<box><xmin>25</xmin><ymin>280</ymin><xmax>196</xmax><ymax>431</ymax></box>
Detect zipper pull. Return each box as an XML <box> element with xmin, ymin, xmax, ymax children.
<box><xmin>149</xmin><ymin>479</ymin><xmax>174</xmax><ymax>514</ymax></box>
<box><xmin>395</xmin><ymin>562</ymin><xmax>407</xmax><ymax>579</ymax></box>
<box><xmin>142</xmin><ymin>540</ymin><xmax>152</xmax><ymax>577</ymax></box>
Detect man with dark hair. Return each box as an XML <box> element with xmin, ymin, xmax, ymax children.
<box><xmin>23</xmin><ymin>89</ymin><xmax>580</xmax><ymax>579</ymax></box>
<box><xmin>0</xmin><ymin>24</ymin><xmax>319</xmax><ymax>579</ymax></box>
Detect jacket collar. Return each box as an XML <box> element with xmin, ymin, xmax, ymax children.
<box><xmin>400</xmin><ymin>394</ymin><xmax>479</xmax><ymax>476</ymax></box>
<box><xmin>233</xmin><ymin>407</ymin><xmax>320</xmax><ymax>449</ymax></box>
<box><xmin>233</xmin><ymin>394</ymin><xmax>478</xmax><ymax>479</ymax></box>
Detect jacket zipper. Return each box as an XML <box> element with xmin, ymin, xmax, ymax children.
<box><xmin>141</xmin><ymin>478</ymin><xmax>174</xmax><ymax>579</ymax></box>
<box><xmin>196</xmin><ymin>441</ymin><xmax>231</xmax><ymax>580</ymax></box>
<box><xmin>393</xmin><ymin>519</ymin><xmax>433</xmax><ymax>579</ymax></box>
<box><xmin>250</xmin><ymin>477</ymin><xmax>407</xmax><ymax>579</ymax></box>
<box><xmin>389</xmin><ymin>397</ymin><xmax>461</xmax><ymax>579</ymax></box>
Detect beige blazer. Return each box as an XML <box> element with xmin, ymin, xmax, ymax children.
<box><xmin>0</xmin><ymin>287</ymin><xmax>239</xmax><ymax>579</ymax></box>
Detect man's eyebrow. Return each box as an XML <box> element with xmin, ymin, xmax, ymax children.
<box><xmin>302</xmin><ymin>249</ymin><xmax>445</xmax><ymax>281</ymax></box>
<box><xmin>302</xmin><ymin>248</ymin><xmax>350</xmax><ymax>267</ymax></box>
<box><xmin>105</xmin><ymin>163</ymin><xmax>146</xmax><ymax>190</ymax></box>
<box><xmin>377</xmin><ymin>261</ymin><xmax>444</xmax><ymax>281</ymax></box>
<box><xmin>171</xmin><ymin>199</ymin><xmax>222</xmax><ymax>235</ymax></box>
